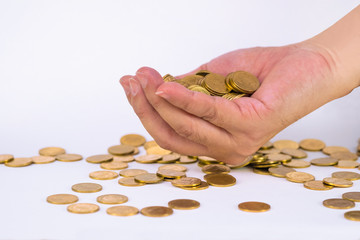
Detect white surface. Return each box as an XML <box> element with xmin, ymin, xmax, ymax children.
<box><xmin>0</xmin><ymin>1</ymin><xmax>359</xmax><ymax>239</ymax></box>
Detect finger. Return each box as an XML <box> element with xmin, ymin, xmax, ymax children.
<box><xmin>120</xmin><ymin>75</ymin><xmax>133</xmax><ymax>102</ymax></box>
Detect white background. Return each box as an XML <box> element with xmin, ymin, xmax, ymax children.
<box><xmin>0</xmin><ymin>1</ymin><xmax>359</xmax><ymax>239</ymax></box>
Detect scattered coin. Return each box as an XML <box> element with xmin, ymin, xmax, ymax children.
<box><xmin>179</xmin><ymin>181</ymin><xmax>209</xmax><ymax>190</ymax></box>
<box><xmin>112</xmin><ymin>156</ymin><xmax>135</xmax><ymax>163</ymax></box>
<box><xmin>336</xmin><ymin>160</ymin><xmax>360</xmax><ymax>168</ymax></box>
<box><xmin>202</xmin><ymin>164</ymin><xmax>231</xmax><ymax>174</ymax></box>
<box><xmin>143</xmin><ymin>140</ymin><xmax>158</xmax><ymax>150</ymax></box>
<box><xmin>323</xmin><ymin>198</ymin><xmax>355</xmax><ymax>209</ymax></box>
<box><xmin>119</xmin><ymin>169</ymin><xmax>148</xmax><ymax>177</ymax></box>
<box><xmin>238</xmin><ymin>201</ymin><xmax>271</xmax><ymax>213</ymax></box>
<box><xmin>172</xmin><ymin>177</ymin><xmax>201</xmax><ymax>187</ymax></box>
<box><xmin>39</xmin><ymin>147</ymin><xmax>66</xmax><ymax>156</ymax></box>
<box><xmin>100</xmin><ymin>161</ymin><xmax>128</xmax><ymax>170</ymax></box>
<box><xmin>299</xmin><ymin>139</ymin><xmax>325</xmax><ymax>151</ymax></box>
<box><xmin>342</xmin><ymin>192</ymin><xmax>360</xmax><ymax>202</ymax></box>
<box><xmin>158</xmin><ymin>164</ymin><xmax>187</xmax><ymax>172</ymax></box>
<box><xmin>108</xmin><ymin>145</ymin><xmax>135</xmax><ymax>156</ymax></box>
<box><xmin>67</xmin><ymin>203</ymin><xmax>100</xmax><ymax>214</ymax></box>
<box><xmin>118</xmin><ymin>177</ymin><xmax>145</xmax><ymax>187</ymax></box>
<box><xmin>146</xmin><ymin>146</ymin><xmax>171</xmax><ymax>155</ymax></box>
<box><xmin>283</xmin><ymin>160</ymin><xmax>310</xmax><ymax>168</ymax></box>
<box><xmin>273</xmin><ymin>140</ymin><xmax>299</xmax><ymax>150</ymax></box>
<box><xmin>157</xmin><ymin>154</ymin><xmax>180</xmax><ymax>164</ymax></box>
<box><xmin>304</xmin><ymin>180</ymin><xmax>333</xmax><ymax>191</ymax></box>
<box><xmin>71</xmin><ymin>183</ymin><xmax>102</xmax><ymax>193</ymax></box>
<box><xmin>330</xmin><ymin>151</ymin><xmax>358</xmax><ymax>161</ymax></box>
<box><xmin>280</xmin><ymin>148</ymin><xmax>307</xmax><ymax>158</ymax></box>
<box><xmin>253</xmin><ymin>168</ymin><xmax>270</xmax><ymax>175</ymax></box>
<box><xmin>323</xmin><ymin>177</ymin><xmax>353</xmax><ymax>188</ymax></box>
<box><xmin>310</xmin><ymin>157</ymin><xmax>338</xmax><ymax>166</ymax></box>
<box><xmin>89</xmin><ymin>171</ymin><xmax>118</xmax><ymax>180</ymax></box>
<box><xmin>266</xmin><ymin>153</ymin><xmax>292</xmax><ymax>162</ymax></box>
<box><xmin>168</xmin><ymin>199</ymin><xmax>200</xmax><ymax>210</ymax></box>
<box><xmin>322</xmin><ymin>146</ymin><xmax>350</xmax><ymax>155</ymax></box>
<box><xmin>0</xmin><ymin>154</ymin><xmax>14</xmax><ymax>164</ymax></box>
<box><xmin>286</xmin><ymin>172</ymin><xmax>315</xmax><ymax>183</ymax></box>
<box><xmin>134</xmin><ymin>173</ymin><xmax>162</xmax><ymax>184</ymax></box>
<box><xmin>106</xmin><ymin>206</ymin><xmax>139</xmax><ymax>216</ymax></box>
<box><xmin>135</xmin><ymin>154</ymin><xmax>162</xmax><ymax>164</ymax></box>
<box><xmin>260</xmin><ymin>142</ymin><xmax>273</xmax><ymax>149</ymax></box>
<box><xmin>140</xmin><ymin>206</ymin><xmax>173</xmax><ymax>217</ymax></box>
<box><xmin>56</xmin><ymin>154</ymin><xmax>83</xmax><ymax>162</ymax></box>
<box><xmin>31</xmin><ymin>156</ymin><xmax>56</xmax><ymax>164</ymax></box>
<box><xmin>268</xmin><ymin>166</ymin><xmax>296</xmax><ymax>178</ymax></box>
<box><xmin>257</xmin><ymin>148</ymin><xmax>281</xmax><ymax>155</ymax></box>
<box><xmin>156</xmin><ymin>169</ymin><xmax>186</xmax><ymax>179</ymax></box>
<box><xmin>344</xmin><ymin>211</ymin><xmax>360</xmax><ymax>221</ymax></box>
<box><xmin>331</xmin><ymin>171</ymin><xmax>360</xmax><ymax>181</ymax></box>
<box><xmin>96</xmin><ymin>194</ymin><xmax>128</xmax><ymax>204</ymax></box>
<box><xmin>5</xmin><ymin>158</ymin><xmax>32</xmax><ymax>167</ymax></box>
<box><xmin>86</xmin><ymin>154</ymin><xmax>113</xmax><ymax>164</ymax></box>
<box><xmin>205</xmin><ymin>174</ymin><xmax>236</xmax><ymax>187</ymax></box>
<box><xmin>120</xmin><ymin>134</ymin><xmax>146</xmax><ymax>147</ymax></box>
<box><xmin>177</xmin><ymin>156</ymin><xmax>198</xmax><ymax>164</ymax></box>
<box><xmin>47</xmin><ymin>194</ymin><xmax>79</xmax><ymax>204</ymax></box>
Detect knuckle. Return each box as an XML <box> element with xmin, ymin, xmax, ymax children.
<box><xmin>175</xmin><ymin>123</ymin><xmax>194</xmax><ymax>139</ymax></box>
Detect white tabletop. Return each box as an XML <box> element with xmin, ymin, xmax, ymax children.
<box><xmin>0</xmin><ymin>1</ymin><xmax>359</xmax><ymax>239</ymax></box>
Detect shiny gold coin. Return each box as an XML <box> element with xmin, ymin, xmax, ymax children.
<box><xmin>283</xmin><ymin>160</ymin><xmax>310</xmax><ymax>168</ymax></box>
<box><xmin>205</xmin><ymin>173</ymin><xmax>236</xmax><ymax>187</ymax></box>
<box><xmin>266</xmin><ymin>153</ymin><xmax>292</xmax><ymax>162</ymax></box>
<box><xmin>332</xmin><ymin>171</ymin><xmax>360</xmax><ymax>181</ymax></box>
<box><xmin>178</xmin><ymin>75</ymin><xmax>204</xmax><ymax>87</ymax></box>
<box><xmin>238</xmin><ymin>201</ymin><xmax>270</xmax><ymax>213</ymax></box>
<box><xmin>323</xmin><ymin>177</ymin><xmax>353</xmax><ymax>188</ymax></box>
<box><xmin>303</xmin><ymin>180</ymin><xmax>333</xmax><ymax>191</ymax></box>
<box><xmin>268</xmin><ymin>166</ymin><xmax>296</xmax><ymax>178</ymax></box>
<box><xmin>310</xmin><ymin>157</ymin><xmax>338</xmax><ymax>166</ymax></box>
<box><xmin>56</xmin><ymin>153</ymin><xmax>83</xmax><ymax>162</ymax></box>
<box><xmin>5</xmin><ymin>157</ymin><xmax>32</xmax><ymax>167</ymax></box>
<box><xmin>89</xmin><ymin>171</ymin><xmax>118</xmax><ymax>180</ymax></box>
<box><xmin>158</xmin><ymin>164</ymin><xmax>187</xmax><ymax>172</ymax></box>
<box><xmin>86</xmin><ymin>154</ymin><xmax>113</xmax><ymax>164</ymax></box>
<box><xmin>280</xmin><ymin>148</ymin><xmax>307</xmax><ymax>159</ymax></box>
<box><xmin>330</xmin><ymin>151</ymin><xmax>358</xmax><ymax>161</ymax></box>
<box><xmin>108</xmin><ymin>145</ymin><xmax>135</xmax><ymax>156</ymax></box>
<box><xmin>31</xmin><ymin>156</ymin><xmax>56</xmax><ymax>164</ymax></box>
<box><xmin>273</xmin><ymin>140</ymin><xmax>299</xmax><ymax>150</ymax></box>
<box><xmin>322</xmin><ymin>146</ymin><xmax>350</xmax><ymax>155</ymax></box>
<box><xmin>120</xmin><ymin>169</ymin><xmax>148</xmax><ymax>177</ymax></box>
<box><xmin>112</xmin><ymin>156</ymin><xmax>135</xmax><ymax>163</ymax></box>
<box><xmin>323</xmin><ymin>198</ymin><xmax>355</xmax><ymax>209</ymax></box>
<box><xmin>299</xmin><ymin>139</ymin><xmax>325</xmax><ymax>151</ymax></box>
<box><xmin>135</xmin><ymin>154</ymin><xmax>162</xmax><ymax>164</ymax></box>
<box><xmin>96</xmin><ymin>194</ymin><xmax>128</xmax><ymax>204</ymax></box>
<box><xmin>0</xmin><ymin>154</ymin><xmax>14</xmax><ymax>164</ymax></box>
<box><xmin>202</xmin><ymin>73</ymin><xmax>229</xmax><ymax>96</ymax></box>
<box><xmin>118</xmin><ymin>177</ymin><xmax>145</xmax><ymax>187</ymax></box>
<box><xmin>257</xmin><ymin>148</ymin><xmax>281</xmax><ymax>155</ymax></box>
<box><xmin>260</xmin><ymin>142</ymin><xmax>273</xmax><ymax>149</ymax></box>
<box><xmin>47</xmin><ymin>194</ymin><xmax>79</xmax><ymax>204</ymax></box>
<box><xmin>134</xmin><ymin>173</ymin><xmax>162</xmax><ymax>184</ymax></box>
<box><xmin>120</xmin><ymin>134</ymin><xmax>146</xmax><ymax>147</ymax></box>
<box><xmin>163</xmin><ymin>73</ymin><xmax>176</xmax><ymax>82</ymax></box>
<box><xmin>172</xmin><ymin>177</ymin><xmax>202</xmax><ymax>187</ymax></box>
<box><xmin>39</xmin><ymin>147</ymin><xmax>66</xmax><ymax>156</ymax></box>
<box><xmin>100</xmin><ymin>161</ymin><xmax>128</xmax><ymax>170</ymax></box>
<box><xmin>143</xmin><ymin>140</ymin><xmax>158</xmax><ymax>150</ymax></box>
<box><xmin>342</xmin><ymin>192</ymin><xmax>360</xmax><ymax>202</ymax></box>
<box><xmin>179</xmin><ymin>181</ymin><xmax>209</xmax><ymax>190</ymax></box>
<box><xmin>106</xmin><ymin>206</ymin><xmax>139</xmax><ymax>216</ymax></box>
<box><xmin>156</xmin><ymin>169</ymin><xmax>186</xmax><ymax>179</ymax></box>
<box><xmin>202</xmin><ymin>164</ymin><xmax>231</xmax><ymax>174</ymax></box>
<box><xmin>157</xmin><ymin>154</ymin><xmax>181</xmax><ymax>164</ymax></box>
<box><xmin>177</xmin><ymin>155</ymin><xmax>198</xmax><ymax>164</ymax></box>
<box><xmin>344</xmin><ymin>211</ymin><xmax>360</xmax><ymax>221</ymax></box>
<box><xmin>140</xmin><ymin>206</ymin><xmax>173</xmax><ymax>217</ymax></box>
<box><xmin>67</xmin><ymin>203</ymin><xmax>99</xmax><ymax>214</ymax></box>
<box><xmin>252</xmin><ymin>168</ymin><xmax>270</xmax><ymax>175</ymax></box>
<box><xmin>285</xmin><ymin>171</ymin><xmax>315</xmax><ymax>183</ymax></box>
<box><xmin>146</xmin><ymin>146</ymin><xmax>171</xmax><ymax>155</ymax></box>
<box><xmin>336</xmin><ymin>160</ymin><xmax>360</xmax><ymax>168</ymax></box>
<box><xmin>71</xmin><ymin>183</ymin><xmax>102</xmax><ymax>193</ymax></box>
<box><xmin>168</xmin><ymin>199</ymin><xmax>200</xmax><ymax>210</ymax></box>
<box><xmin>227</xmin><ymin>71</ymin><xmax>260</xmax><ymax>94</ymax></box>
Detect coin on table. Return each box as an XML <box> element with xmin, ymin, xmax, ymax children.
<box><xmin>120</xmin><ymin>134</ymin><xmax>146</xmax><ymax>147</ymax></box>
<box><xmin>286</xmin><ymin>172</ymin><xmax>315</xmax><ymax>183</ymax></box>
<box><xmin>331</xmin><ymin>171</ymin><xmax>360</xmax><ymax>181</ymax></box>
<box><xmin>0</xmin><ymin>154</ymin><xmax>14</xmax><ymax>164</ymax></box>
<box><xmin>89</xmin><ymin>171</ymin><xmax>118</xmax><ymax>180</ymax></box>
<box><xmin>67</xmin><ymin>203</ymin><xmax>99</xmax><ymax>214</ymax></box>
<box><xmin>260</xmin><ymin>142</ymin><xmax>273</xmax><ymax>149</ymax></box>
<box><xmin>299</xmin><ymin>139</ymin><xmax>325</xmax><ymax>151</ymax></box>
<box><xmin>310</xmin><ymin>157</ymin><xmax>338</xmax><ymax>166</ymax></box>
<box><xmin>120</xmin><ymin>169</ymin><xmax>148</xmax><ymax>177</ymax></box>
<box><xmin>108</xmin><ymin>145</ymin><xmax>135</xmax><ymax>156</ymax></box>
<box><xmin>273</xmin><ymin>140</ymin><xmax>299</xmax><ymax>150</ymax></box>
<box><xmin>56</xmin><ymin>154</ymin><xmax>83</xmax><ymax>162</ymax></box>
<box><xmin>156</xmin><ymin>169</ymin><xmax>186</xmax><ymax>179</ymax></box>
<box><xmin>179</xmin><ymin>181</ymin><xmax>209</xmax><ymax>190</ymax></box>
<box><xmin>107</xmin><ymin>205</ymin><xmax>139</xmax><ymax>216</ymax></box>
<box><xmin>330</xmin><ymin>151</ymin><xmax>358</xmax><ymax>161</ymax></box>
<box><xmin>268</xmin><ymin>166</ymin><xmax>296</xmax><ymax>178</ymax></box>
<box><xmin>280</xmin><ymin>148</ymin><xmax>307</xmax><ymax>159</ymax></box>
<box><xmin>177</xmin><ymin>155</ymin><xmax>198</xmax><ymax>164</ymax></box>
<box><xmin>253</xmin><ymin>168</ymin><xmax>270</xmax><ymax>175</ymax></box>
<box><xmin>118</xmin><ymin>177</ymin><xmax>146</xmax><ymax>187</ymax></box>
<box><xmin>283</xmin><ymin>160</ymin><xmax>310</xmax><ymax>168</ymax></box>
<box><xmin>71</xmin><ymin>183</ymin><xmax>102</xmax><ymax>193</ymax></box>
<box><xmin>257</xmin><ymin>148</ymin><xmax>281</xmax><ymax>155</ymax></box>
<box><xmin>140</xmin><ymin>206</ymin><xmax>173</xmax><ymax>217</ymax></box>
<box><xmin>5</xmin><ymin>158</ymin><xmax>32</xmax><ymax>167</ymax></box>
<box><xmin>172</xmin><ymin>177</ymin><xmax>202</xmax><ymax>187</ymax></box>
<box><xmin>322</xmin><ymin>146</ymin><xmax>350</xmax><ymax>155</ymax></box>
<box><xmin>86</xmin><ymin>154</ymin><xmax>113</xmax><ymax>164</ymax></box>
<box><xmin>96</xmin><ymin>194</ymin><xmax>128</xmax><ymax>204</ymax></box>
<box><xmin>202</xmin><ymin>164</ymin><xmax>231</xmax><ymax>174</ymax></box>
<box><xmin>344</xmin><ymin>211</ymin><xmax>360</xmax><ymax>221</ymax></box>
<box><xmin>304</xmin><ymin>180</ymin><xmax>333</xmax><ymax>191</ymax></box>
<box><xmin>323</xmin><ymin>198</ymin><xmax>355</xmax><ymax>209</ymax></box>
<box><xmin>135</xmin><ymin>154</ymin><xmax>162</xmax><ymax>164</ymax></box>
<box><xmin>157</xmin><ymin>154</ymin><xmax>181</xmax><ymax>164</ymax></box>
<box><xmin>205</xmin><ymin>174</ymin><xmax>236</xmax><ymax>187</ymax></box>
<box><xmin>47</xmin><ymin>194</ymin><xmax>79</xmax><ymax>204</ymax></box>
<box><xmin>266</xmin><ymin>153</ymin><xmax>292</xmax><ymax>162</ymax></box>
<box><xmin>323</xmin><ymin>177</ymin><xmax>353</xmax><ymax>188</ymax></box>
<box><xmin>158</xmin><ymin>164</ymin><xmax>187</xmax><ymax>172</ymax></box>
<box><xmin>336</xmin><ymin>160</ymin><xmax>360</xmax><ymax>168</ymax></box>
<box><xmin>168</xmin><ymin>199</ymin><xmax>200</xmax><ymax>210</ymax></box>
<box><xmin>143</xmin><ymin>140</ymin><xmax>158</xmax><ymax>150</ymax></box>
<box><xmin>100</xmin><ymin>161</ymin><xmax>128</xmax><ymax>170</ymax></box>
<box><xmin>135</xmin><ymin>173</ymin><xmax>162</xmax><ymax>184</ymax></box>
<box><xmin>31</xmin><ymin>156</ymin><xmax>56</xmax><ymax>164</ymax></box>
<box><xmin>238</xmin><ymin>201</ymin><xmax>271</xmax><ymax>213</ymax></box>
<box><xmin>39</xmin><ymin>147</ymin><xmax>65</xmax><ymax>156</ymax></box>
<box><xmin>342</xmin><ymin>192</ymin><xmax>360</xmax><ymax>202</ymax></box>
<box><xmin>112</xmin><ymin>156</ymin><xmax>135</xmax><ymax>163</ymax></box>
<box><xmin>146</xmin><ymin>145</ymin><xmax>172</xmax><ymax>155</ymax></box>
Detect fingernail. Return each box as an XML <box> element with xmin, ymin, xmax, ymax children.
<box><xmin>129</xmin><ymin>78</ymin><xmax>139</xmax><ymax>96</ymax></box>
<box><xmin>136</xmin><ymin>71</ymin><xmax>148</xmax><ymax>89</ymax></box>
<box><xmin>120</xmin><ymin>79</ymin><xmax>130</xmax><ymax>96</ymax></box>
<box><xmin>155</xmin><ymin>90</ymin><xmax>169</xmax><ymax>99</ymax></box>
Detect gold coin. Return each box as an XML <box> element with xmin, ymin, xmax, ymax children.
<box><xmin>118</xmin><ymin>177</ymin><xmax>145</xmax><ymax>187</ymax></box>
<box><xmin>257</xmin><ymin>148</ymin><xmax>281</xmax><ymax>155</ymax></box>
<box><xmin>158</xmin><ymin>164</ymin><xmax>187</xmax><ymax>172</ymax></box>
<box><xmin>323</xmin><ymin>198</ymin><xmax>355</xmax><ymax>209</ymax></box>
<box><xmin>344</xmin><ymin>211</ymin><xmax>360</xmax><ymax>221</ymax></box>
<box><xmin>106</xmin><ymin>206</ymin><xmax>139</xmax><ymax>216</ymax></box>
<box><xmin>156</xmin><ymin>169</ymin><xmax>186</xmax><ymax>179</ymax></box>
<box><xmin>120</xmin><ymin>134</ymin><xmax>146</xmax><ymax>147</ymax></box>
<box><xmin>285</xmin><ymin>171</ymin><xmax>315</xmax><ymax>183</ymax></box>
<box><xmin>322</xmin><ymin>146</ymin><xmax>350</xmax><ymax>155</ymax></box>
<box><xmin>31</xmin><ymin>156</ymin><xmax>56</xmax><ymax>164</ymax></box>
<box><xmin>168</xmin><ymin>199</ymin><xmax>200</xmax><ymax>210</ymax></box>
<box><xmin>330</xmin><ymin>151</ymin><xmax>358</xmax><ymax>161</ymax></box>
<box><xmin>177</xmin><ymin>155</ymin><xmax>198</xmax><ymax>164</ymax></box>
<box><xmin>323</xmin><ymin>177</ymin><xmax>353</xmax><ymax>188</ymax></box>
<box><xmin>100</xmin><ymin>161</ymin><xmax>128</xmax><ymax>170</ymax></box>
<box><xmin>96</xmin><ymin>194</ymin><xmax>128</xmax><ymax>204</ymax></box>
<box><xmin>143</xmin><ymin>140</ymin><xmax>158</xmax><ymax>150</ymax></box>
<box><xmin>273</xmin><ymin>140</ymin><xmax>299</xmax><ymax>150</ymax></box>
<box><xmin>303</xmin><ymin>180</ymin><xmax>333</xmax><ymax>190</ymax></box>
<box><xmin>310</xmin><ymin>157</ymin><xmax>338</xmax><ymax>166</ymax></box>
<box><xmin>336</xmin><ymin>160</ymin><xmax>360</xmax><ymax>168</ymax></box>
<box><xmin>120</xmin><ymin>169</ymin><xmax>148</xmax><ymax>177</ymax></box>
<box><xmin>252</xmin><ymin>168</ymin><xmax>270</xmax><ymax>175</ymax></box>
<box><xmin>67</xmin><ymin>203</ymin><xmax>99</xmax><ymax>214</ymax></box>
<box><xmin>280</xmin><ymin>148</ymin><xmax>307</xmax><ymax>159</ymax></box>
<box><xmin>238</xmin><ymin>201</ymin><xmax>270</xmax><ymax>213</ymax></box>
<box><xmin>39</xmin><ymin>147</ymin><xmax>66</xmax><ymax>156</ymax></box>
<box><xmin>226</xmin><ymin>71</ymin><xmax>260</xmax><ymax>94</ymax></box>
<box><xmin>157</xmin><ymin>154</ymin><xmax>181</xmax><ymax>164</ymax></box>
<box><xmin>47</xmin><ymin>194</ymin><xmax>79</xmax><ymax>204</ymax></box>
<box><xmin>188</xmin><ymin>85</ymin><xmax>211</xmax><ymax>95</ymax></box>
<box><xmin>140</xmin><ymin>206</ymin><xmax>173</xmax><ymax>217</ymax></box>
<box><xmin>202</xmin><ymin>164</ymin><xmax>231</xmax><ymax>174</ymax></box>
<box><xmin>332</xmin><ymin>171</ymin><xmax>360</xmax><ymax>181</ymax></box>
<box><xmin>0</xmin><ymin>154</ymin><xmax>14</xmax><ymax>164</ymax></box>
<box><xmin>205</xmin><ymin>173</ymin><xmax>236</xmax><ymax>187</ymax></box>
<box><xmin>131</xmin><ymin>147</ymin><xmax>140</xmax><ymax>155</ymax></box>
<box><xmin>134</xmin><ymin>173</ymin><xmax>162</xmax><ymax>184</ymax></box>
<box><xmin>268</xmin><ymin>166</ymin><xmax>296</xmax><ymax>178</ymax></box>
<box><xmin>202</xmin><ymin>73</ymin><xmax>229</xmax><ymax>96</ymax></box>
<box><xmin>86</xmin><ymin>154</ymin><xmax>113</xmax><ymax>164</ymax></box>
<box><xmin>89</xmin><ymin>171</ymin><xmax>118</xmax><ymax>180</ymax></box>
<box><xmin>55</xmin><ymin>154</ymin><xmax>83</xmax><ymax>162</ymax></box>
<box><xmin>171</xmin><ymin>177</ymin><xmax>201</xmax><ymax>187</ymax></box>
<box><xmin>135</xmin><ymin>154</ymin><xmax>162</xmax><ymax>164</ymax></box>
<box><xmin>179</xmin><ymin>181</ymin><xmax>209</xmax><ymax>190</ymax></box>
<box><xmin>299</xmin><ymin>139</ymin><xmax>325</xmax><ymax>151</ymax></box>
<box><xmin>260</xmin><ymin>142</ymin><xmax>273</xmax><ymax>149</ymax></box>
<box><xmin>178</xmin><ymin>75</ymin><xmax>204</xmax><ymax>87</ymax></box>
<box><xmin>112</xmin><ymin>156</ymin><xmax>135</xmax><ymax>163</ymax></box>
<box><xmin>108</xmin><ymin>145</ymin><xmax>135</xmax><ymax>156</ymax></box>
<box><xmin>342</xmin><ymin>192</ymin><xmax>360</xmax><ymax>202</ymax></box>
<box><xmin>146</xmin><ymin>146</ymin><xmax>171</xmax><ymax>155</ymax></box>
<box><xmin>198</xmin><ymin>156</ymin><xmax>220</xmax><ymax>164</ymax></box>
<box><xmin>266</xmin><ymin>153</ymin><xmax>292</xmax><ymax>162</ymax></box>
<box><xmin>283</xmin><ymin>160</ymin><xmax>310</xmax><ymax>168</ymax></box>
<box><xmin>71</xmin><ymin>183</ymin><xmax>102</xmax><ymax>193</ymax></box>
<box><xmin>5</xmin><ymin>158</ymin><xmax>32</xmax><ymax>167</ymax></box>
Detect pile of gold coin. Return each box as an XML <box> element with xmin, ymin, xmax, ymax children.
<box><xmin>163</xmin><ymin>70</ymin><xmax>260</xmax><ymax>100</ymax></box>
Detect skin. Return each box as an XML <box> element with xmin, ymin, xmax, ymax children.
<box><xmin>120</xmin><ymin>5</ymin><xmax>360</xmax><ymax>165</ymax></box>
